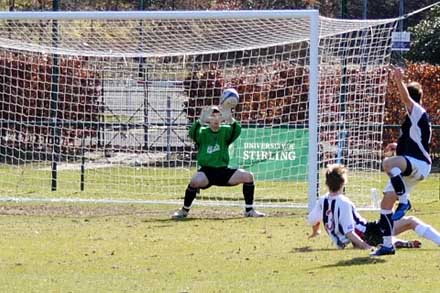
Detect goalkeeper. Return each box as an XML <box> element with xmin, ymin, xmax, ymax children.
<box><xmin>172</xmin><ymin>105</ymin><xmax>265</xmax><ymax>219</ymax></box>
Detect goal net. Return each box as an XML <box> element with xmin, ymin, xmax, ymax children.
<box><xmin>0</xmin><ymin>11</ymin><xmax>397</xmax><ymax>209</ymax></box>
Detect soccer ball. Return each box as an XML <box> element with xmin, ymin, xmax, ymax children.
<box><xmin>220</xmin><ymin>88</ymin><xmax>239</xmax><ymax>109</ymax></box>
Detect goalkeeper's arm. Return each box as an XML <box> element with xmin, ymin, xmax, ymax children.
<box><xmin>188</xmin><ymin>120</ymin><xmax>201</xmax><ymax>142</ymax></box>
<box><xmin>189</xmin><ymin>106</ymin><xmax>216</xmax><ymax>141</ymax></box>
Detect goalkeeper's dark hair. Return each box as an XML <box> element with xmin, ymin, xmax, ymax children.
<box><xmin>325</xmin><ymin>164</ymin><xmax>348</xmax><ymax>193</ymax></box>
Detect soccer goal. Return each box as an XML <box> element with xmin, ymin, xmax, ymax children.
<box><xmin>0</xmin><ymin>10</ymin><xmax>397</xmax><ymax>209</ymax></box>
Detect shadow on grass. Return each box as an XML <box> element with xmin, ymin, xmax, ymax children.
<box><xmin>291</xmin><ymin>246</ymin><xmax>337</xmax><ymax>253</ymax></box>
<box><xmin>318</xmin><ymin>257</ymin><xmax>386</xmax><ymax>268</ymax></box>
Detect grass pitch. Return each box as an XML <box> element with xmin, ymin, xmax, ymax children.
<box><xmin>0</xmin><ymin>180</ymin><xmax>439</xmax><ymax>292</ymax></box>
<box><xmin>0</xmin><ymin>166</ymin><xmax>438</xmax><ymax>292</ymax></box>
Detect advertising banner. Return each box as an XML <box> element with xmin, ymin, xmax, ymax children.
<box><xmin>229</xmin><ymin>128</ymin><xmax>308</xmax><ymax>181</ymax></box>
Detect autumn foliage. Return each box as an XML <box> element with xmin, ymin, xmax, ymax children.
<box><xmin>0</xmin><ymin>53</ymin><xmax>102</xmax><ymax>158</ymax></box>
<box><xmin>184</xmin><ymin>62</ymin><xmax>440</xmax><ymax>161</ymax></box>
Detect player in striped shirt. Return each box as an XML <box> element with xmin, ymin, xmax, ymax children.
<box><xmin>372</xmin><ymin>66</ymin><xmax>432</xmax><ymax>256</ymax></box>
<box><xmin>307</xmin><ymin>164</ymin><xmax>372</xmax><ymax>250</ymax></box>
<box><xmin>308</xmin><ymin>164</ymin><xmax>440</xmax><ymax>250</ymax></box>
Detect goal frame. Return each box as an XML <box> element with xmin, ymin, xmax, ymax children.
<box><xmin>0</xmin><ymin>10</ymin><xmax>320</xmax><ymax>209</ymax></box>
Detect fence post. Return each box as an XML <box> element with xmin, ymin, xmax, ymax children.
<box><xmin>50</xmin><ymin>0</ymin><xmax>60</xmax><ymax>191</ymax></box>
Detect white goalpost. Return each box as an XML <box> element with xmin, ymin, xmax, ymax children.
<box><xmin>0</xmin><ymin>10</ymin><xmax>397</xmax><ymax>209</ymax></box>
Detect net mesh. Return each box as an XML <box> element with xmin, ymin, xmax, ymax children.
<box><xmin>0</xmin><ymin>12</ymin><xmax>397</xmax><ymax>207</ymax></box>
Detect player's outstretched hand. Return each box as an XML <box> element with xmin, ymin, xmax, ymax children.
<box><xmin>390</xmin><ymin>65</ymin><xmax>404</xmax><ymax>82</ymax></box>
<box><xmin>308</xmin><ymin>223</ymin><xmax>321</xmax><ymax>239</ymax></box>
<box><xmin>200</xmin><ymin>106</ymin><xmax>213</xmax><ymax>125</ymax></box>
<box><xmin>220</xmin><ymin>107</ymin><xmax>233</xmax><ymax>124</ymax></box>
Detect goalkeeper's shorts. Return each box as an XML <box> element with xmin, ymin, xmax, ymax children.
<box><xmin>198</xmin><ymin>166</ymin><xmax>237</xmax><ymax>188</ymax></box>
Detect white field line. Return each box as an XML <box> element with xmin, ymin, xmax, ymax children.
<box><xmin>0</xmin><ymin>196</ymin><xmax>309</xmax><ymax>209</ymax></box>
<box><xmin>0</xmin><ymin>196</ymin><xmax>379</xmax><ymax>211</ymax></box>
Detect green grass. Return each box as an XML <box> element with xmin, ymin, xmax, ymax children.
<box><xmin>0</xmin><ymin>163</ymin><xmax>438</xmax><ymax>207</ymax></box>
<box><xmin>0</xmin><ymin>174</ymin><xmax>439</xmax><ymax>292</ymax></box>
<box><xmin>0</xmin><ymin>165</ymin><xmax>438</xmax><ymax>291</ymax></box>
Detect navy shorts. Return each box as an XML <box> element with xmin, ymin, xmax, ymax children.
<box><xmin>362</xmin><ymin>221</ymin><xmax>383</xmax><ymax>246</ymax></box>
<box><xmin>198</xmin><ymin>166</ymin><xmax>237</xmax><ymax>188</ymax></box>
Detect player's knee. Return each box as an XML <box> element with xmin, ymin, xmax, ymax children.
<box><xmin>246</xmin><ymin>172</ymin><xmax>254</xmax><ymax>183</ymax></box>
<box><xmin>189</xmin><ymin>181</ymin><xmax>198</xmax><ymax>189</ymax></box>
<box><xmin>244</xmin><ymin>171</ymin><xmax>254</xmax><ymax>183</ymax></box>
<box><xmin>405</xmin><ymin>216</ymin><xmax>417</xmax><ymax>228</ymax></box>
<box><xmin>190</xmin><ymin>178</ymin><xmax>207</xmax><ymax>189</ymax></box>
<box><xmin>380</xmin><ymin>192</ymin><xmax>396</xmax><ymax>209</ymax></box>
<box><xmin>406</xmin><ymin>216</ymin><xmax>424</xmax><ymax>229</ymax></box>
<box><xmin>383</xmin><ymin>158</ymin><xmax>394</xmax><ymax>173</ymax></box>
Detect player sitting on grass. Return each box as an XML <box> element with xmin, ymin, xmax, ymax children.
<box><xmin>172</xmin><ymin>104</ymin><xmax>265</xmax><ymax>219</ymax></box>
<box><xmin>308</xmin><ymin>164</ymin><xmax>440</xmax><ymax>250</ymax></box>
<box><xmin>372</xmin><ymin>66</ymin><xmax>432</xmax><ymax>256</ymax></box>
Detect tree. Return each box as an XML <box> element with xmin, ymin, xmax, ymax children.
<box><xmin>406</xmin><ymin>5</ymin><xmax>440</xmax><ymax>65</ymax></box>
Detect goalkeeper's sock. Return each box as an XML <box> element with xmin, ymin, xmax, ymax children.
<box><xmin>415</xmin><ymin>223</ymin><xmax>440</xmax><ymax>245</ymax></box>
<box><xmin>379</xmin><ymin>209</ymin><xmax>394</xmax><ymax>247</ymax></box>
<box><xmin>183</xmin><ymin>185</ymin><xmax>198</xmax><ymax>210</ymax></box>
<box><xmin>243</xmin><ymin>182</ymin><xmax>255</xmax><ymax>212</ymax></box>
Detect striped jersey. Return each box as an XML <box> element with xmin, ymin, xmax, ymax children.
<box><xmin>396</xmin><ymin>103</ymin><xmax>432</xmax><ymax>164</ymax></box>
<box><xmin>308</xmin><ymin>193</ymin><xmax>368</xmax><ymax>249</ymax></box>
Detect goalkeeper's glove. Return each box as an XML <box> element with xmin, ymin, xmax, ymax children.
<box><xmin>220</xmin><ymin>107</ymin><xmax>234</xmax><ymax>124</ymax></box>
<box><xmin>200</xmin><ymin>106</ymin><xmax>213</xmax><ymax>125</ymax></box>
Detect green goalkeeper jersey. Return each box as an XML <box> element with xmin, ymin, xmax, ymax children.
<box><xmin>189</xmin><ymin>120</ymin><xmax>241</xmax><ymax>168</ymax></box>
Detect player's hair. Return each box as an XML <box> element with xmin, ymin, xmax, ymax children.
<box><xmin>325</xmin><ymin>164</ymin><xmax>348</xmax><ymax>193</ymax></box>
<box><xmin>407</xmin><ymin>82</ymin><xmax>423</xmax><ymax>104</ymax></box>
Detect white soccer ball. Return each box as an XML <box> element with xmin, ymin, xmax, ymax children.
<box><xmin>220</xmin><ymin>88</ymin><xmax>239</xmax><ymax>109</ymax></box>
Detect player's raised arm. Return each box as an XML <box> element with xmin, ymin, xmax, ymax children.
<box><xmin>199</xmin><ymin>106</ymin><xmax>214</xmax><ymax>125</ymax></box>
<box><xmin>390</xmin><ymin>65</ymin><xmax>415</xmax><ymax>113</ymax></box>
<box><xmin>188</xmin><ymin>107</ymin><xmax>212</xmax><ymax>142</ymax></box>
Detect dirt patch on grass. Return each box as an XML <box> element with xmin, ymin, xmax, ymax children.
<box><xmin>0</xmin><ymin>203</ymin><xmax>300</xmax><ymax>219</ymax></box>
<box><xmin>0</xmin><ymin>203</ymin><xmax>163</xmax><ymax>218</ymax></box>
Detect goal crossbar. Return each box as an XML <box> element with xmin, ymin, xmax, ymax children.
<box><xmin>0</xmin><ymin>10</ymin><xmax>319</xmax><ymax>20</ymax></box>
